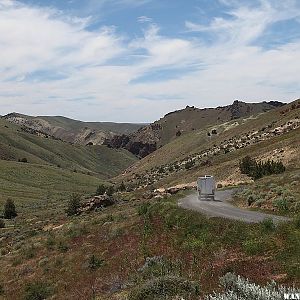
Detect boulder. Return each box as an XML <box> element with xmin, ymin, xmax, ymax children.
<box><xmin>79</xmin><ymin>195</ymin><xmax>115</xmax><ymax>213</ymax></box>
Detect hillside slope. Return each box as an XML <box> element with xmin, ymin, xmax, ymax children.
<box><xmin>2</xmin><ymin>113</ymin><xmax>143</xmax><ymax>146</ymax></box>
<box><xmin>105</xmin><ymin>100</ymin><xmax>284</xmax><ymax>157</ymax></box>
<box><xmin>0</xmin><ymin>118</ymin><xmax>137</xmax><ymax>179</ymax></box>
<box><xmin>0</xmin><ymin>160</ymin><xmax>102</xmax><ymax>206</ymax></box>
<box><xmin>119</xmin><ymin>99</ymin><xmax>300</xmax><ymax>189</ymax></box>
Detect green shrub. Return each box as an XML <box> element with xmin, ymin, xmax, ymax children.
<box><xmin>294</xmin><ymin>215</ymin><xmax>300</xmax><ymax>229</ymax></box>
<box><xmin>66</xmin><ymin>194</ymin><xmax>81</xmax><ymax>216</ymax></box>
<box><xmin>274</xmin><ymin>186</ymin><xmax>284</xmax><ymax>195</ymax></box>
<box><xmin>24</xmin><ymin>281</ymin><xmax>53</xmax><ymax>300</ymax></box>
<box><xmin>207</xmin><ymin>272</ymin><xmax>299</xmax><ymax>300</ymax></box>
<box><xmin>260</xmin><ymin>218</ymin><xmax>275</xmax><ymax>232</ymax></box>
<box><xmin>247</xmin><ymin>195</ymin><xmax>256</xmax><ymax>206</ymax></box>
<box><xmin>0</xmin><ymin>219</ymin><xmax>5</xmax><ymax>228</ymax></box>
<box><xmin>0</xmin><ymin>284</ymin><xmax>4</xmax><ymax>295</ymax></box>
<box><xmin>128</xmin><ymin>276</ymin><xmax>200</xmax><ymax>300</ymax></box>
<box><xmin>185</xmin><ymin>160</ymin><xmax>195</xmax><ymax>170</ymax></box>
<box><xmin>255</xmin><ymin>198</ymin><xmax>265</xmax><ymax>207</ymax></box>
<box><xmin>138</xmin><ymin>203</ymin><xmax>151</xmax><ymax>216</ymax></box>
<box><xmin>242</xmin><ymin>238</ymin><xmax>263</xmax><ymax>256</ymax></box>
<box><xmin>106</xmin><ymin>185</ymin><xmax>115</xmax><ymax>196</ymax></box>
<box><xmin>95</xmin><ymin>184</ymin><xmax>107</xmax><ymax>195</ymax></box>
<box><xmin>88</xmin><ymin>254</ymin><xmax>104</xmax><ymax>271</ymax></box>
<box><xmin>45</xmin><ymin>234</ymin><xmax>56</xmax><ymax>250</ymax></box>
<box><xmin>22</xmin><ymin>244</ymin><xmax>37</xmax><ymax>260</ymax></box>
<box><xmin>239</xmin><ymin>156</ymin><xmax>256</xmax><ymax>175</ymax></box>
<box><xmin>239</xmin><ymin>156</ymin><xmax>285</xmax><ymax>180</ymax></box>
<box><xmin>57</xmin><ymin>240</ymin><xmax>69</xmax><ymax>253</ymax></box>
<box><xmin>3</xmin><ymin>199</ymin><xmax>17</xmax><ymax>219</ymax></box>
<box><xmin>273</xmin><ymin>197</ymin><xmax>288</xmax><ymax>211</ymax></box>
<box><xmin>118</xmin><ymin>182</ymin><xmax>126</xmax><ymax>192</ymax></box>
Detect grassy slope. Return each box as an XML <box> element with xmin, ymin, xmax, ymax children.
<box><xmin>0</xmin><ymin>118</ymin><xmax>137</xmax><ymax>179</ymax></box>
<box><xmin>0</xmin><ymin>160</ymin><xmax>101</xmax><ymax>208</ymax></box>
<box><xmin>0</xmin><ymin>118</ymin><xmax>137</xmax><ymax>206</ymax></box>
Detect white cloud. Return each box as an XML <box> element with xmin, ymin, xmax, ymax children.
<box><xmin>0</xmin><ymin>0</ymin><xmax>300</xmax><ymax>122</ymax></box>
<box><xmin>137</xmin><ymin>16</ymin><xmax>153</xmax><ymax>23</ymax></box>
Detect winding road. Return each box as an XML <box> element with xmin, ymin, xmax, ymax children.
<box><xmin>178</xmin><ymin>189</ymin><xmax>291</xmax><ymax>223</ymax></box>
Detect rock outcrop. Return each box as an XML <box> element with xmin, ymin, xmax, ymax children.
<box><xmin>79</xmin><ymin>195</ymin><xmax>115</xmax><ymax>213</ymax></box>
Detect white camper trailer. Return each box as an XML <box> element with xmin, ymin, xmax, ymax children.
<box><xmin>197</xmin><ymin>175</ymin><xmax>216</xmax><ymax>200</ymax></box>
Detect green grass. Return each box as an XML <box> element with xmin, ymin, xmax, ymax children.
<box><xmin>0</xmin><ymin>160</ymin><xmax>101</xmax><ymax>209</ymax></box>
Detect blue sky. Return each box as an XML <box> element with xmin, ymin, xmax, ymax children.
<box><xmin>0</xmin><ymin>0</ymin><xmax>300</xmax><ymax>122</ymax></box>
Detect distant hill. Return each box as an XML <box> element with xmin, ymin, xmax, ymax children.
<box><xmin>2</xmin><ymin>113</ymin><xmax>144</xmax><ymax>146</ymax></box>
<box><xmin>105</xmin><ymin>100</ymin><xmax>285</xmax><ymax>157</ymax></box>
<box><xmin>0</xmin><ymin>117</ymin><xmax>137</xmax><ymax>179</ymax></box>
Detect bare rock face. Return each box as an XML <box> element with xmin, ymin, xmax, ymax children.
<box><xmin>79</xmin><ymin>195</ymin><xmax>115</xmax><ymax>213</ymax></box>
<box><xmin>103</xmin><ymin>126</ymin><xmax>158</xmax><ymax>158</ymax></box>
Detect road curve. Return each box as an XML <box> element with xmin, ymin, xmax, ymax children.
<box><xmin>178</xmin><ymin>189</ymin><xmax>291</xmax><ymax>223</ymax></box>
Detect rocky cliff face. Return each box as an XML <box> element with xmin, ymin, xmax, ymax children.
<box><xmin>104</xmin><ymin>123</ymin><xmax>159</xmax><ymax>157</ymax></box>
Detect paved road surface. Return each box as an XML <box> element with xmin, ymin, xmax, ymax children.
<box><xmin>178</xmin><ymin>189</ymin><xmax>291</xmax><ymax>223</ymax></box>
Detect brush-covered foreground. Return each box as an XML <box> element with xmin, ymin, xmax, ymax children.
<box><xmin>0</xmin><ymin>190</ymin><xmax>299</xmax><ymax>299</ymax></box>
<box><xmin>234</xmin><ymin>169</ymin><xmax>300</xmax><ymax>215</ymax></box>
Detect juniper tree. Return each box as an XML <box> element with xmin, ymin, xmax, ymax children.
<box><xmin>66</xmin><ymin>194</ymin><xmax>81</xmax><ymax>216</ymax></box>
<box><xmin>3</xmin><ymin>199</ymin><xmax>17</xmax><ymax>219</ymax></box>
<box><xmin>95</xmin><ymin>184</ymin><xmax>106</xmax><ymax>196</ymax></box>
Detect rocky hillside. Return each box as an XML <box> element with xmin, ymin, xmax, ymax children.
<box><xmin>2</xmin><ymin>113</ymin><xmax>143</xmax><ymax>146</ymax></box>
<box><xmin>105</xmin><ymin>100</ymin><xmax>284</xmax><ymax>157</ymax></box>
<box><xmin>117</xmin><ymin>99</ymin><xmax>299</xmax><ymax>190</ymax></box>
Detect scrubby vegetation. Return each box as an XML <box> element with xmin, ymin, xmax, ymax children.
<box><xmin>129</xmin><ymin>275</ymin><xmax>200</xmax><ymax>300</ymax></box>
<box><xmin>239</xmin><ymin>156</ymin><xmax>285</xmax><ymax>180</ymax></box>
<box><xmin>0</xmin><ymin>219</ymin><xmax>5</xmax><ymax>228</ymax></box>
<box><xmin>66</xmin><ymin>194</ymin><xmax>81</xmax><ymax>216</ymax></box>
<box><xmin>3</xmin><ymin>199</ymin><xmax>17</xmax><ymax>219</ymax></box>
<box><xmin>23</xmin><ymin>281</ymin><xmax>53</xmax><ymax>300</ymax></box>
<box><xmin>95</xmin><ymin>184</ymin><xmax>107</xmax><ymax>196</ymax></box>
<box><xmin>95</xmin><ymin>183</ymin><xmax>116</xmax><ymax>196</ymax></box>
<box><xmin>207</xmin><ymin>272</ymin><xmax>298</xmax><ymax>300</ymax></box>
<box><xmin>235</xmin><ymin>170</ymin><xmax>300</xmax><ymax>213</ymax></box>
<box><xmin>0</xmin><ymin>189</ymin><xmax>298</xmax><ymax>299</ymax></box>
